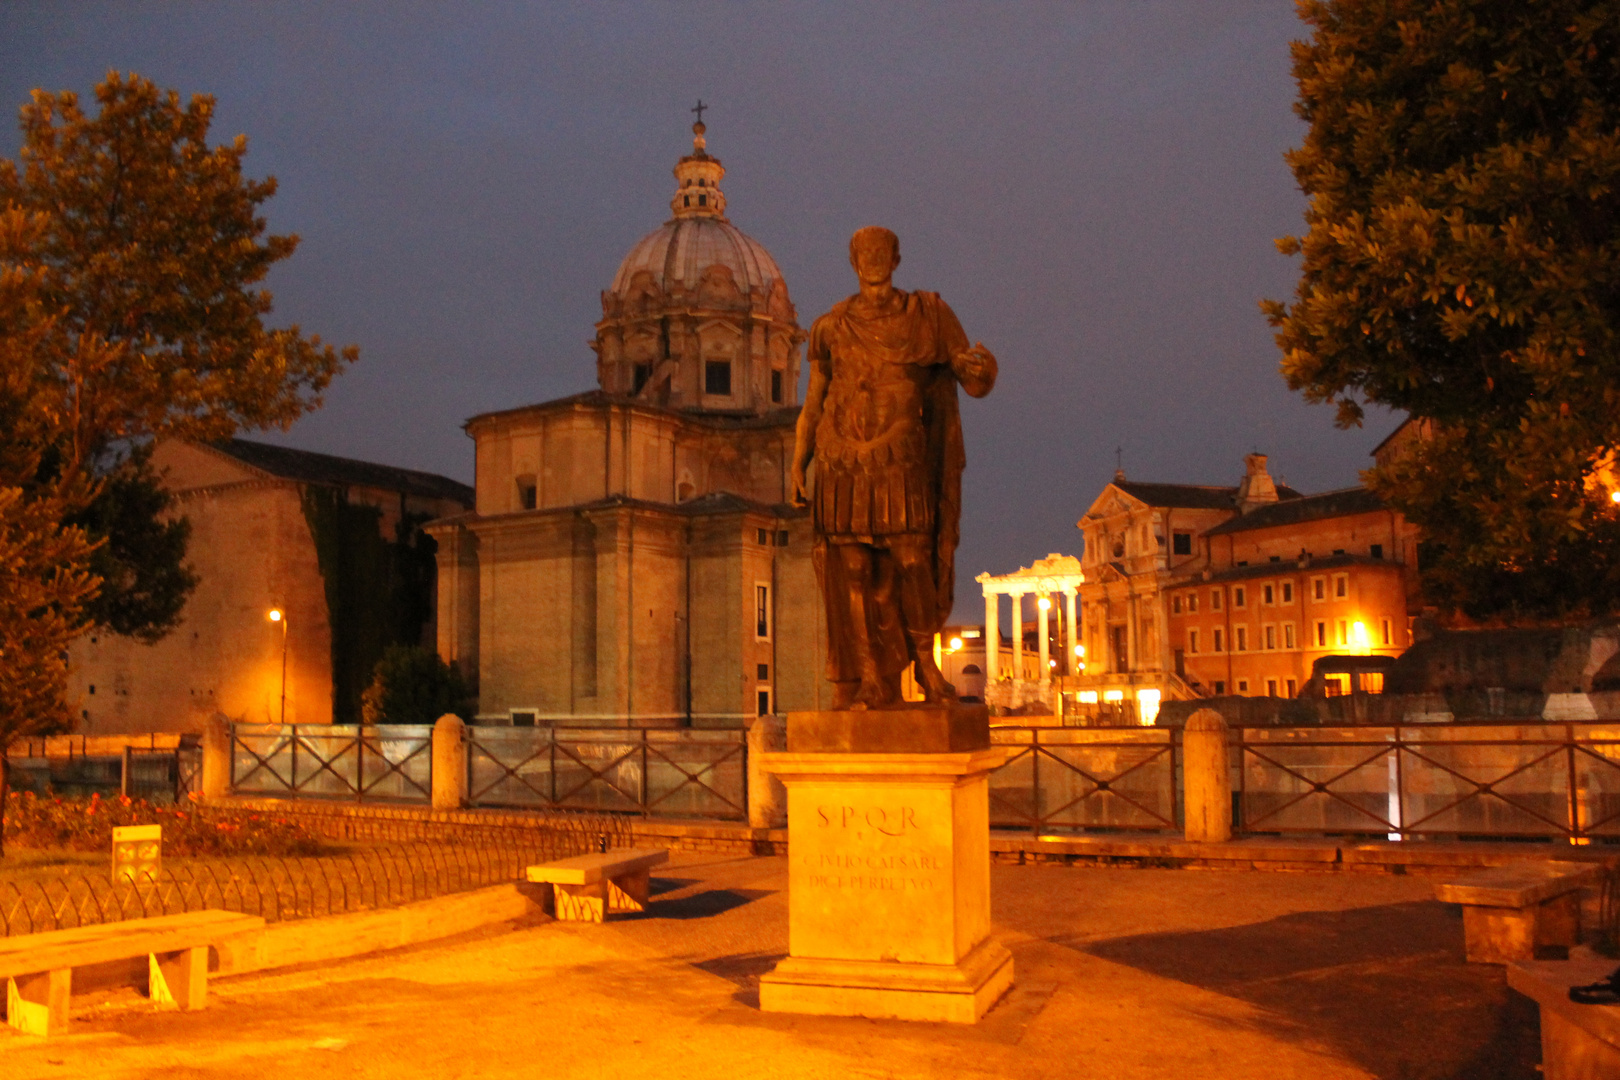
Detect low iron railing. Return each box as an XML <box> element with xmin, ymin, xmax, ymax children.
<box><xmin>989</xmin><ymin>726</ymin><xmax>1179</xmax><ymax>834</ymax></box>
<box><xmin>1234</xmin><ymin>722</ymin><xmax>1620</xmax><ymax>842</ymax></box>
<box><xmin>228</xmin><ymin>723</ymin><xmax>749</xmax><ymax>820</ymax></box>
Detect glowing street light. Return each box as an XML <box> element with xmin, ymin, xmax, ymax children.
<box><xmin>268</xmin><ymin>608</ymin><xmax>288</xmax><ymax>725</ymax></box>
<box><xmin>948</xmin><ymin>636</ymin><xmax>963</xmax><ymax>652</ymax></box>
<box><xmin>1037</xmin><ymin>596</ymin><xmax>1051</xmax><ymax>611</ymax></box>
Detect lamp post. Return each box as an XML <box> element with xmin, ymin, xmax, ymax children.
<box><xmin>268</xmin><ymin>608</ymin><xmax>288</xmax><ymax>725</ymax></box>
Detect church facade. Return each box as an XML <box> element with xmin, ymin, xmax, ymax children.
<box><xmin>429</xmin><ymin>122</ymin><xmax>833</xmax><ymax>725</ymax></box>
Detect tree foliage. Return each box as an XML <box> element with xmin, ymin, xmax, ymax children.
<box><xmin>360</xmin><ymin>645</ymin><xmax>472</xmax><ymax>727</ymax></box>
<box><xmin>0</xmin><ymin>71</ymin><xmax>355</xmax><ymax>760</ymax></box>
<box><xmin>1265</xmin><ymin>1</ymin><xmax>1620</xmax><ymax>620</ymax></box>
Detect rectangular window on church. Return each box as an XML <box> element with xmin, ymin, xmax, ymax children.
<box><xmin>771</xmin><ymin>369</ymin><xmax>783</xmax><ymax>403</ymax></box>
<box><xmin>633</xmin><ymin>362</ymin><xmax>652</xmax><ymax>393</ymax></box>
<box><xmin>705</xmin><ymin>360</ymin><xmax>732</xmax><ymax>396</ymax></box>
<box><xmin>755</xmin><ymin>584</ymin><xmax>771</xmax><ymax>640</ymax></box>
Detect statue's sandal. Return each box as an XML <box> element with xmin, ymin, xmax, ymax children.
<box><xmin>1569</xmin><ymin>967</ymin><xmax>1620</xmax><ymax>1004</ymax></box>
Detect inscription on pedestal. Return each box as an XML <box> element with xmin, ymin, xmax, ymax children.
<box><xmin>804</xmin><ymin>804</ymin><xmax>942</xmax><ymax>893</ymax></box>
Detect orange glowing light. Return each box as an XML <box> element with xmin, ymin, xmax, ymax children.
<box><xmin>268</xmin><ymin>608</ymin><xmax>283</xmax><ymax>623</ymax></box>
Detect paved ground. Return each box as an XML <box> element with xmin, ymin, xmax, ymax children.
<box><xmin>0</xmin><ymin>854</ymin><xmax>1541</xmax><ymax>1079</ymax></box>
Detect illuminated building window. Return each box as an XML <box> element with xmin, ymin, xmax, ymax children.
<box><xmin>1235</xmin><ymin>627</ymin><xmax>1248</xmax><ymax>651</ymax></box>
<box><xmin>1267</xmin><ymin>678</ymin><xmax>1278</xmax><ymax>697</ymax></box>
<box><xmin>1211</xmin><ymin>590</ymin><xmax>1222</xmax><ymax>612</ymax></box>
<box><xmin>1234</xmin><ymin>586</ymin><xmax>1247</xmax><ymax>609</ymax></box>
<box><xmin>1315</xmin><ymin>620</ymin><xmax>1327</xmax><ymax>647</ymax></box>
<box><xmin>1282</xmin><ymin>582</ymin><xmax>1294</xmax><ymax>603</ymax></box>
<box><xmin>1213</xmin><ymin>628</ymin><xmax>1224</xmax><ymax>652</ymax></box>
<box><xmin>1188</xmin><ymin>629</ymin><xmax>1200</xmax><ymax>654</ymax></box>
<box><xmin>1263</xmin><ymin>583</ymin><xmax>1275</xmax><ymax>605</ymax></box>
<box><xmin>1286</xmin><ymin>678</ymin><xmax>1298</xmax><ymax>697</ymax></box>
<box><xmin>1335</xmin><ymin>574</ymin><xmax>1349</xmax><ymax>599</ymax></box>
<box><xmin>1312</xmin><ymin>576</ymin><xmax>1326</xmax><ymax>601</ymax></box>
<box><xmin>1264</xmin><ymin>624</ymin><xmax>1276</xmax><ymax>650</ymax></box>
<box><xmin>1103</xmin><ymin>690</ymin><xmax>1124</xmax><ymax>702</ymax></box>
<box><xmin>1237</xmin><ymin>679</ymin><xmax>1250</xmax><ymax>694</ymax></box>
<box><xmin>1136</xmin><ymin>689</ymin><xmax>1161</xmax><ymax>725</ymax></box>
<box><xmin>1338</xmin><ymin>619</ymin><xmax>1349</xmax><ymax>646</ymax></box>
<box><xmin>1079</xmin><ymin>690</ymin><xmax>1099</xmax><ymax>704</ymax></box>
<box><xmin>1284</xmin><ymin>622</ymin><xmax>1296</xmax><ymax>649</ymax></box>
<box><xmin>1381</xmin><ymin>618</ymin><xmax>1393</xmax><ymax>647</ymax></box>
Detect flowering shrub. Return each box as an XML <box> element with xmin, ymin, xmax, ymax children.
<box><xmin>2</xmin><ymin>792</ymin><xmax>324</xmax><ymax>857</ymax></box>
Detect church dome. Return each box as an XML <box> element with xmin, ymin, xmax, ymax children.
<box><xmin>610</xmin><ymin>216</ymin><xmax>785</xmax><ymax>301</ymax></box>
<box><xmin>607</xmin><ymin>117</ymin><xmax>786</xmax><ymax>304</ymax></box>
<box><xmin>592</xmin><ymin>114</ymin><xmax>805</xmax><ymax>416</ymax></box>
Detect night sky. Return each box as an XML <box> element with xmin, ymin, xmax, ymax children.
<box><xmin>1</xmin><ymin>2</ymin><xmax>1397</xmax><ymax>620</ymax></box>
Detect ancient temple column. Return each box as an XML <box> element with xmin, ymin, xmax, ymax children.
<box><xmin>1010</xmin><ymin>592</ymin><xmax>1024</xmax><ymax>683</ymax></box>
<box><xmin>1065</xmin><ymin>589</ymin><xmax>1079</xmax><ymax>675</ymax></box>
<box><xmin>1037</xmin><ymin>595</ymin><xmax>1051</xmax><ymax>685</ymax></box>
<box><xmin>984</xmin><ymin>591</ymin><xmax>1000</xmax><ymax>685</ymax></box>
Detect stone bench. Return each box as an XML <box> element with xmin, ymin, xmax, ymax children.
<box><xmin>525</xmin><ymin>848</ymin><xmax>669</xmax><ymax>923</ymax></box>
<box><xmin>1434</xmin><ymin>860</ymin><xmax>1604</xmax><ymax>963</ymax></box>
<box><xmin>1</xmin><ymin>909</ymin><xmax>265</xmax><ymax>1036</ymax></box>
<box><xmin>1508</xmin><ymin>959</ymin><xmax>1620</xmax><ymax>1079</ymax></box>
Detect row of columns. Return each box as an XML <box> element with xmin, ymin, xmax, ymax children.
<box><xmin>983</xmin><ymin>588</ymin><xmax>1080</xmax><ymax>686</ymax></box>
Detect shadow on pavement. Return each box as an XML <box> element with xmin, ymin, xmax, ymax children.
<box><xmin>649</xmin><ymin>876</ymin><xmax>701</xmax><ymax>896</ymax></box>
<box><xmin>647</xmin><ymin>888</ymin><xmax>774</xmax><ymax>921</ymax></box>
<box><xmin>1076</xmin><ymin>900</ymin><xmax>1539</xmax><ymax>1080</ymax></box>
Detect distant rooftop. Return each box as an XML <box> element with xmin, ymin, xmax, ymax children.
<box><xmin>1113</xmin><ymin>480</ymin><xmax>1304</xmax><ymax>511</ymax></box>
<box><xmin>1203</xmin><ymin>486</ymin><xmax>1384</xmax><ymax>536</ymax></box>
<box><xmin>209</xmin><ymin>439</ymin><xmax>474</xmax><ymax>506</ymax></box>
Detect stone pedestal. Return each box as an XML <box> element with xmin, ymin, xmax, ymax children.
<box><xmin>758</xmin><ymin>705</ymin><xmax>1013</xmax><ymax>1024</ymax></box>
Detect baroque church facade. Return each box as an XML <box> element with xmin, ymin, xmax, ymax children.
<box><xmin>429</xmin><ymin>122</ymin><xmax>833</xmax><ymax>725</ymax></box>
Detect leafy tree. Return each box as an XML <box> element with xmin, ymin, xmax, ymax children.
<box><xmin>360</xmin><ymin>645</ymin><xmax>472</xmax><ymax>727</ymax></box>
<box><xmin>1265</xmin><ymin>1</ymin><xmax>1620</xmax><ymax>620</ymax></box>
<box><xmin>0</xmin><ymin>71</ymin><xmax>355</xmax><ymax>831</ymax></box>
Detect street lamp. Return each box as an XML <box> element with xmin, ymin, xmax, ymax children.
<box><xmin>268</xmin><ymin>608</ymin><xmax>288</xmax><ymax>725</ymax></box>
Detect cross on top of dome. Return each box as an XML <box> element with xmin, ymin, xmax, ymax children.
<box><xmin>672</xmin><ymin>104</ymin><xmax>725</xmax><ymax>219</ymax></box>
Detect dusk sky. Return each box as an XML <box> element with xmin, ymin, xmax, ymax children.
<box><xmin>1</xmin><ymin>2</ymin><xmax>1397</xmax><ymax>620</ymax></box>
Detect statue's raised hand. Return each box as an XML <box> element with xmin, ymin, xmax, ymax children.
<box><xmin>952</xmin><ymin>342</ymin><xmax>998</xmax><ymax>398</ymax></box>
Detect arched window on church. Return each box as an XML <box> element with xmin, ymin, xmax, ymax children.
<box><xmin>962</xmin><ymin>664</ymin><xmax>982</xmax><ymax>675</ymax></box>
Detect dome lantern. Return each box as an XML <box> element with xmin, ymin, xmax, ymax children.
<box><xmin>671</xmin><ymin>120</ymin><xmax>726</xmax><ymax>219</ymax></box>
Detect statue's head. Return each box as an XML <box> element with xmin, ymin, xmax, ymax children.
<box><xmin>849</xmin><ymin>226</ymin><xmax>900</xmax><ymax>285</ymax></box>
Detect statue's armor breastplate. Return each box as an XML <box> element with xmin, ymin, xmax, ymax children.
<box><xmin>812</xmin><ymin>302</ymin><xmax>939</xmax><ymax>537</ymax></box>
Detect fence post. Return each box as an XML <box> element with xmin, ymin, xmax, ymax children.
<box><xmin>1183</xmin><ymin>708</ymin><xmax>1232</xmax><ymax>843</ymax></box>
<box><xmin>431</xmin><ymin>714</ymin><xmax>468</xmax><ymax>810</ymax></box>
<box><xmin>120</xmin><ymin>745</ymin><xmax>133</xmax><ymax>798</ymax></box>
<box><xmin>201</xmin><ymin>714</ymin><xmax>232</xmax><ymax>801</ymax></box>
<box><xmin>746</xmin><ymin>714</ymin><xmax>786</xmax><ymax>829</ymax></box>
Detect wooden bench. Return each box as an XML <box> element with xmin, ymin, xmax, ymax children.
<box><xmin>526</xmin><ymin>848</ymin><xmax>669</xmax><ymax>923</ymax></box>
<box><xmin>1435</xmin><ymin>860</ymin><xmax>1604</xmax><ymax>963</ymax></box>
<box><xmin>1508</xmin><ymin>959</ymin><xmax>1620</xmax><ymax>1079</ymax></box>
<box><xmin>0</xmin><ymin>910</ymin><xmax>264</xmax><ymax>1037</ymax></box>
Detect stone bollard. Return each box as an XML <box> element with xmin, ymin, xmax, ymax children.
<box><xmin>200</xmin><ymin>713</ymin><xmax>232</xmax><ymax>800</ymax></box>
<box><xmin>1182</xmin><ymin>707</ymin><xmax>1232</xmax><ymax>843</ymax></box>
<box><xmin>431</xmin><ymin>714</ymin><xmax>468</xmax><ymax>810</ymax></box>
<box><xmin>746</xmin><ymin>713</ymin><xmax>787</xmax><ymax>829</ymax></box>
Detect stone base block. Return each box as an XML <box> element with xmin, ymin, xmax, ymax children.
<box><xmin>760</xmin><ymin>937</ymin><xmax>1013</xmax><ymax>1024</ymax></box>
<box><xmin>1462</xmin><ymin>892</ymin><xmax>1580</xmax><ymax>963</ymax></box>
<box><xmin>787</xmin><ymin>704</ymin><xmax>989</xmax><ymax>753</ymax></box>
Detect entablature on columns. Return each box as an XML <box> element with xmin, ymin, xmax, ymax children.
<box><xmin>976</xmin><ymin>553</ymin><xmax>1083</xmax><ymax>597</ymax></box>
